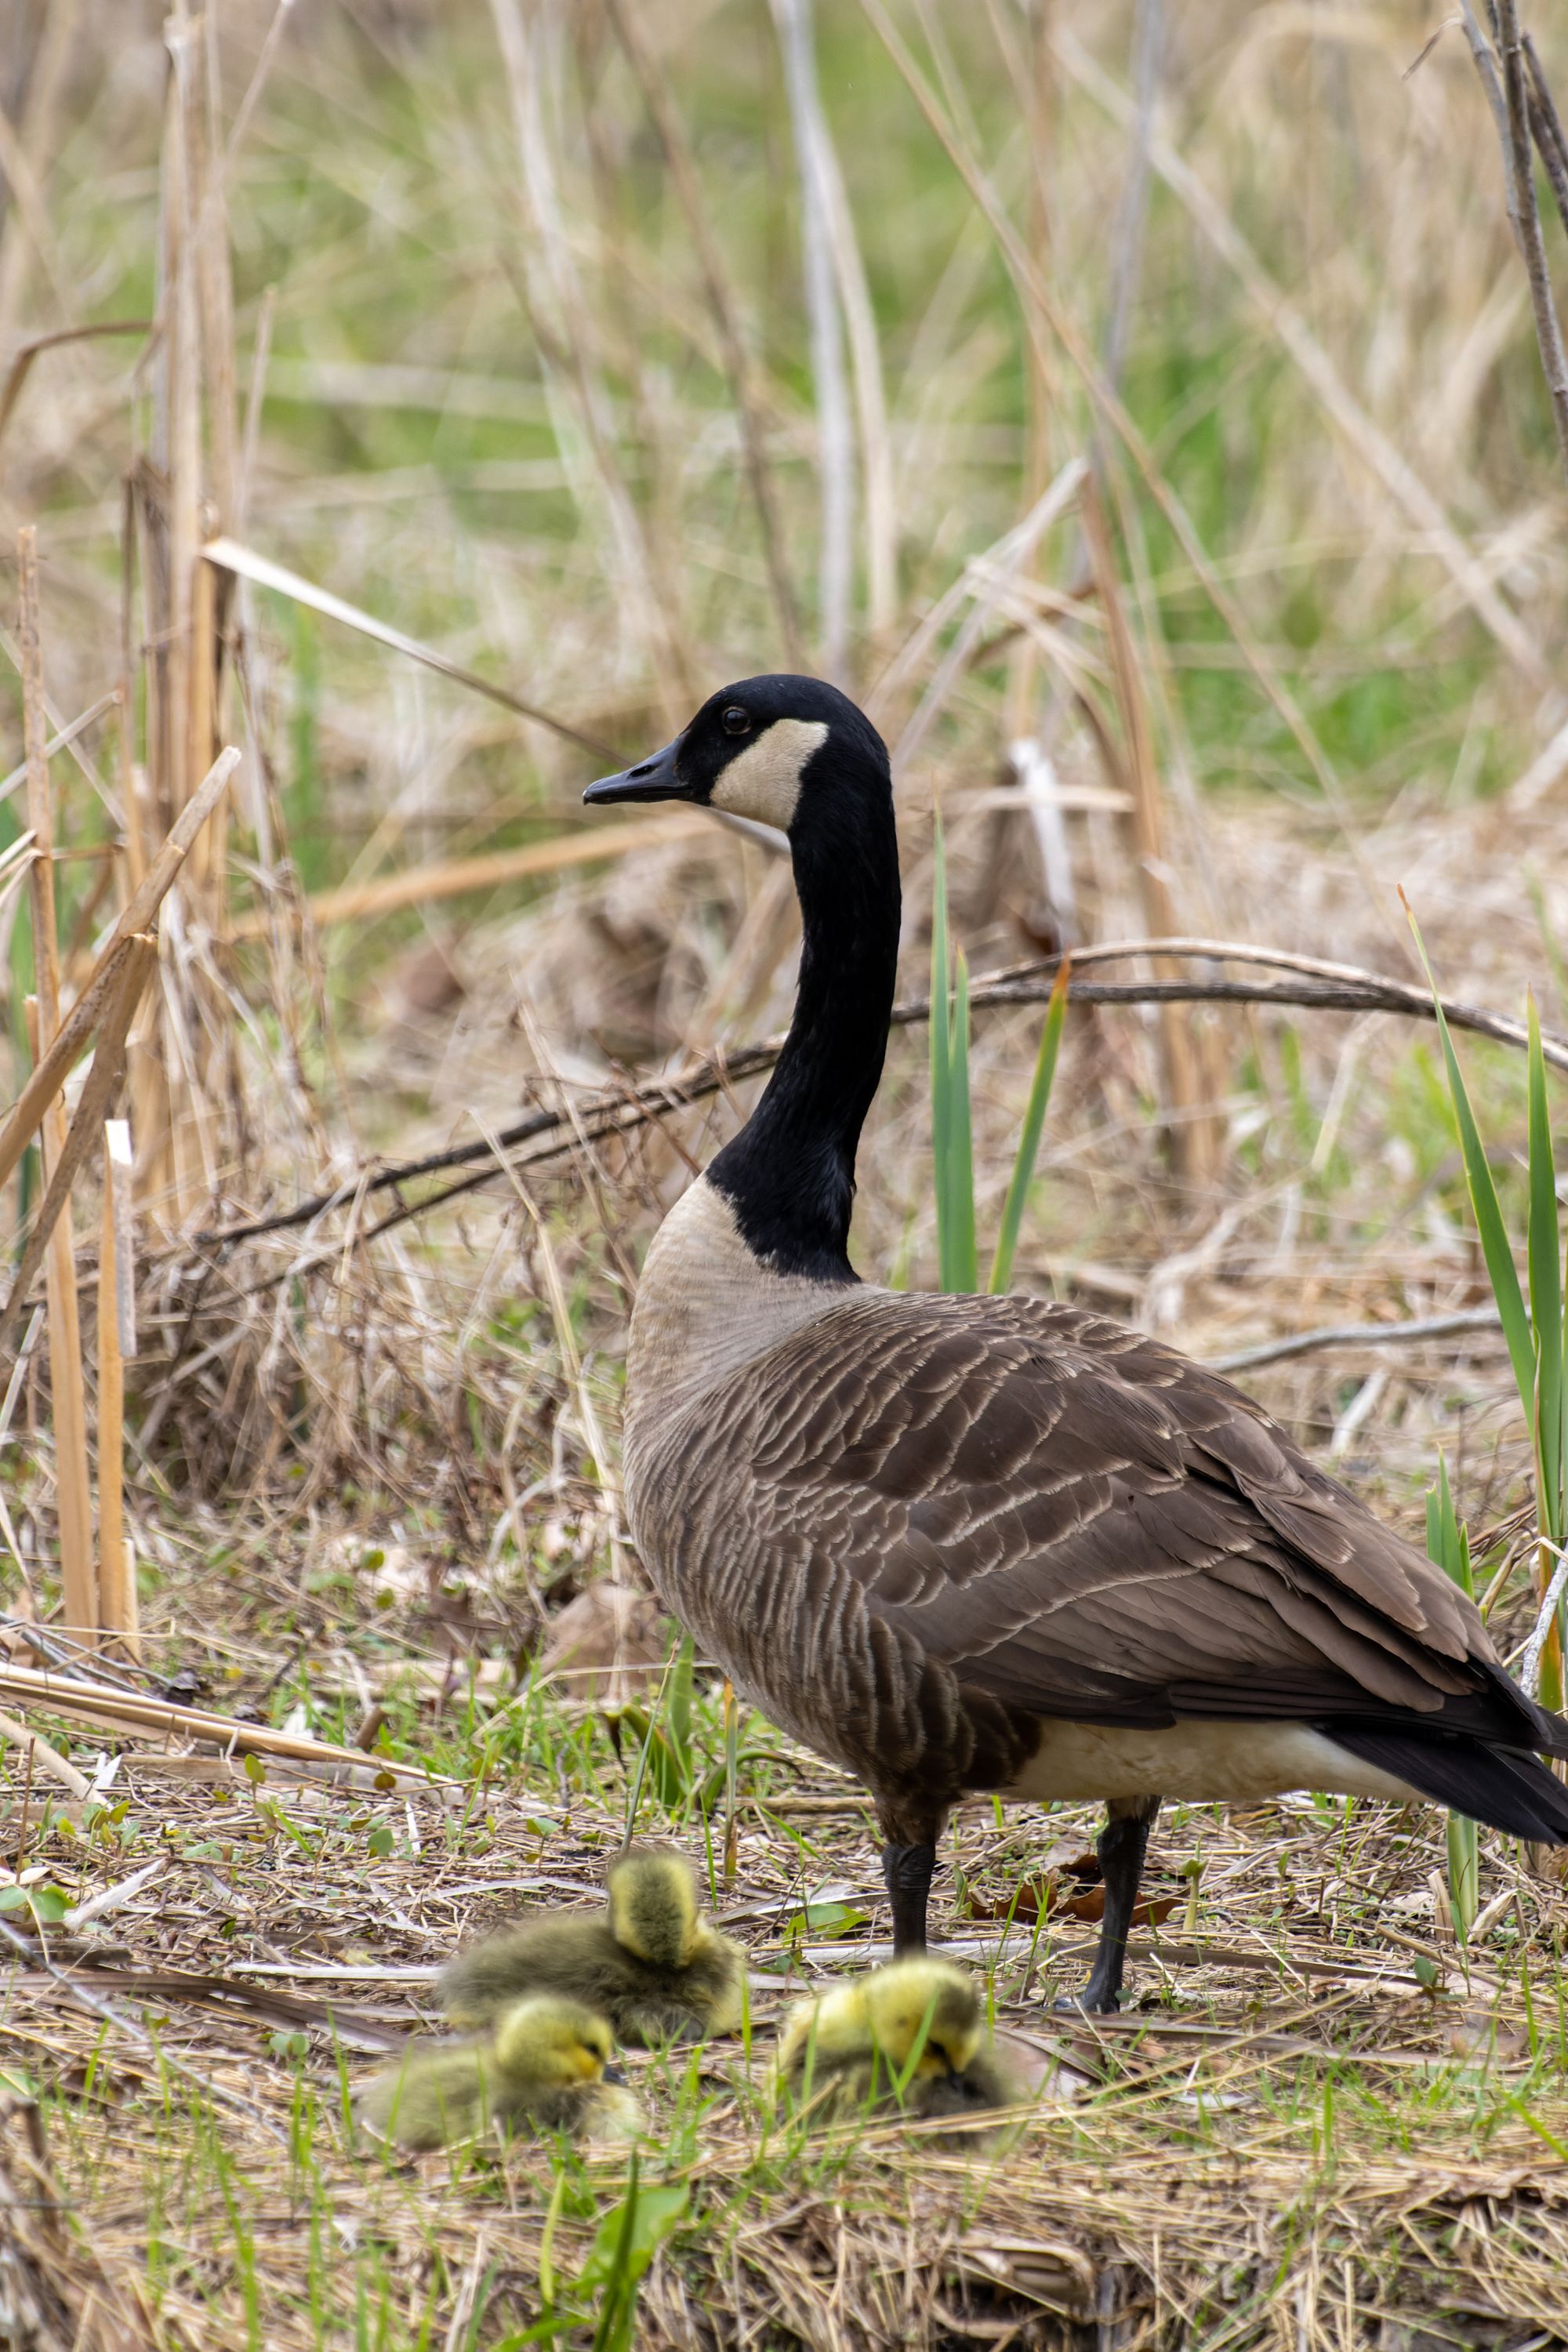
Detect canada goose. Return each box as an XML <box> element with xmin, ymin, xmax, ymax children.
<box><xmin>358</xmin><ymin>1994</ymin><xmax>641</xmax><ymax>2151</ymax></box>
<box><xmin>584</xmin><ymin>675</ymin><xmax>1568</xmax><ymax>2012</ymax></box>
<box><xmin>776</xmin><ymin>1957</ymin><xmax>1022</xmax><ymax>2135</ymax></box>
<box><xmin>439</xmin><ymin>1842</ymin><xmax>746</xmax><ymax>2044</ymax></box>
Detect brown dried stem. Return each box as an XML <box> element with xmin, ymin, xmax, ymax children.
<box><xmin>1463</xmin><ymin>0</ymin><xmax>1568</xmax><ymax>478</ymax></box>
<box><xmin>0</xmin><ymin>935</ymin><xmax>155</xmax><ymax>1359</ymax></box>
<box><xmin>18</xmin><ymin>528</ymin><xmax>96</xmax><ymax>1643</ymax></box>
<box><xmin>183</xmin><ymin>943</ymin><xmax>1568</xmax><ymax>1273</ymax></box>
<box><xmin>0</xmin><ymin>746</ymin><xmax>241</xmax><ymax>1197</ymax></box>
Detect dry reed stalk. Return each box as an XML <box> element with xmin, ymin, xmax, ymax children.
<box><xmin>889</xmin><ymin>462</ymin><xmax>1088</xmax><ymax>779</ymax></box>
<box><xmin>1524</xmin><ymin>29</ymin><xmax>1568</xmax><ymax>234</ymax></box>
<box><xmin>0</xmin><ymin>0</ymin><xmax>79</xmax><ymax>349</ymax></box>
<box><xmin>815</xmin><ymin>107</ymin><xmax>897</xmax><ymax>648</ymax></box>
<box><xmin>1466</xmin><ymin>0</ymin><xmax>1568</xmax><ymax>479</ymax></box>
<box><xmin>97</xmin><ymin>1120</ymin><xmax>137</xmax><ymax>1657</ymax></box>
<box><xmin>474</xmin><ymin>1109</ymin><xmax>626</xmax><ymax>1579</ymax></box>
<box><xmin>1059</xmin><ymin>485</ymin><xmax>1213</xmax><ymax>1183</ymax></box>
<box><xmin>1057</xmin><ymin>25</ymin><xmax>1551</xmax><ymax>692</ymax></box>
<box><xmin>990</xmin><ymin>0</ymin><xmax>1060</xmax><ymax>794</ymax></box>
<box><xmin>603</xmin><ymin>0</ymin><xmax>804</xmax><ymax>671</ymax></box>
<box><xmin>18</xmin><ymin>528</ymin><xmax>96</xmax><ymax>1645</ymax></box>
<box><xmin>187</xmin><ymin>11</ymin><xmax>237</xmax><ymax>931</ymax></box>
<box><xmin>0</xmin><ymin>318</ymin><xmax>153</xmax><ymax>452</ymax></box>
<box><xmin>0</xmin><ymin>1658</ymin><xmax>452</xmax><ymax>1785</ymax></box>
<box><xmin>0</xmin><ymin>693</ymin><xmax>122</xmax><ymax>813</ymax></box>
<box><xmin>138</xmin><ymin>31</ymin><xmax>189</xmax><ymax>1221</ymax></box>
<box><xmin>0</xmin><ymin>1711</ymin><xmax>89</xmax><ymax>1799</ymax></box>
<box><xmin>196</xmin><ymin>935</ymin><xmax>1568</xmax><ymax>1269</ymax></box>
<box><xmin>488</xmin><ymin>0</ymin><xmax>691</xmax><ymax>722</ymax></box>
<box><xmin>0</xmin><ymin>747</ymin><xmax>241</xmax><ymax>1197</ymax></box>
<box><xmin>223</xmin><ymin>808</ymin><xmax>710</xmax><ymax>940</ymax></box>
<box><xmin>771</xmin><ymin>0</ymin><xmax>855</xmax><ymax>682</ymax></box>
<box><xmin>857</xmin><ymin>0</ymin><xmax>1411</xmax><ymax>943</ymax></box>
<box><xmin>0</xmin><ymin>938</ymin><xmax>135</xmax><ymax>1196</ymax></box>
<box><xmin>201</xmin><ymin>537</ymin><xmax>617</xmax><ymax>757</ymax></box>
<box><xmin>114</xmin><ymin>9</ymin><xmax>245</xmax><ymax>1230</ymax></box>
<box><xmin>0</xmin><ymin>935</ymin><xmax>155</xmax><ymax>1357</ymax></box>
<box><xmin>22</xmin><ymin>986</ymin><xmax>93</xmax><ymax>1642</ymax></box>
<box><xmin>184</xmin><ymin>542</ymin><xmax>220</xmax><ymax>898</ymax></box>
<box><xmin>1100</xmin><ymin>0</ymin><xmax>1164</xmax><ymax>402</ymax></box>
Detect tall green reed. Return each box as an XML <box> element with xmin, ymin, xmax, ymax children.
<box><xmin>929</xmin><ymin>822</ymin><xmax>1069</xmax><ymax>1297</ymax></box>
<box><xmin>1406</xmin><ymin>898</ymin><xmax>1566</xmax><ymax>1718</ymax></box>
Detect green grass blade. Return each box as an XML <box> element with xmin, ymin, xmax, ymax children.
<box><xmin>589</xmin><ymin>2154</ymin><xmax>641</xmax><ymax>2352</ymax></box>
<box><xmin>1403</xmin><ymin>898</ymin><xmax>1535</xmax><ymax>1418</ymax></box>
<box><xmin>930</xmin><ymin>822</ymin><xmax>953</xmax><ymax>1286</ymax></box>
<box><xmin>1426</xmin><ymin>1454</ymin><xmax>1475</xmax><ymax>1598</ymax></box>
<box><xmin>1526</xmin><ymin>993</ymin><xmax>1564</xmax><ymax>1544</ymax></box>
<box><xmin>949</xmin><ymin>948</ymin><xmax>977</xmax><ymax>1292</ymax></box>
<box><xmin>666</xmin><ymin>1634</ymin><xmax>695</xmax><ymax>1789</ymax></box>
<box><xmin>1446</xmin><ymin>1812</ymin><xmax>1479</xmax><ymax>1944</ymax></box>
<box><xmin>1427</xmin><ymin>1456</ymin><xmax>1479</xmax><ymax>1940</ymax></box>
<box><xmin>989</xmin><ymin>956</ymin><xmax>1069</xmax><ymax>1294</ymax></box>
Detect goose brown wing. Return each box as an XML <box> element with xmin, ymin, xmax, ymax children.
<box><xmin>724</xmin><ymin>1290</ymin><xmax>1508</xmax><ymax>1731</ymax></box>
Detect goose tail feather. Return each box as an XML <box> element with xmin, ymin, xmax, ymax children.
<box><xmin>1324</xmin><ymin>1722</ymin><xmax>1568</xmax><ymax>1843</ymax></box>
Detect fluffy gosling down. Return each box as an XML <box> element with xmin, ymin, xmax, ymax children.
<box><xmin>358</xmin><ymin>1994</ymin><xmax>641</xmax><ymax>2152</ymax></box>
<box><xmin>776</xmin><ymin>1959</ymin><xmax>1025</xmax><ymax>2140</ymax></box>
<box><xmin>440</xmin><ymin>1843</ymin><xmax>746</xmax><ymax>2045</ymax></box>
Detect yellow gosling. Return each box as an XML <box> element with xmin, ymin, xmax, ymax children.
<box><xmin>440</xmin><ymin>1843</ymin><xmax>745</xmax><ymax>2045</ymax></box>
<box><xmin>358</xmin><ymin>1994</ymin><xmax>641</xmax><ymax>2152</ymax></box>
<box><xmin>775</xmin><ymin>1959</ymin><xmax>1025</xmax><ymax>2145</ymax></box>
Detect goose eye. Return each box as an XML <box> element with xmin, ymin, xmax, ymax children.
<box><xmin>722</xmin><ymin>706</ymin><xmax>750</xmax><ymax>735</ymax></box>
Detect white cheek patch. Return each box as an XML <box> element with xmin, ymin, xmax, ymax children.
<box><xmin>708</xmin><ymin>718</ymin><xmax>828</xmax><ymax>829</ymax></box>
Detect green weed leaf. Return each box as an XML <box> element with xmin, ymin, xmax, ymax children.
<box><xmin>1403</xmin><ymin>898</ymin><xmax>1534</xmax><ymax>1415</ymax></box>
<box><xmin>989</xmin><ymin>956</ymin><xmax>1069</xmax><ymax>1294</ymax></box>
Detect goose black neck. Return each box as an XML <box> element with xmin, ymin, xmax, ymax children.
<box><xmin>706</xmin><ymin>746</ymin><xmax>901</xmax><ymax>1282</ymax></box>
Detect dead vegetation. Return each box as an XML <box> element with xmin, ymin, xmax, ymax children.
<box><xmin>2</xmin><ymin>0</ymin><xmax>1568</xmax><ymax>2343</ymax></box>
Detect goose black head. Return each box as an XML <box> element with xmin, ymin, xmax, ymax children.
<box><xmin>583</xmin><ymin>673</ymin><xmax>890</xmax><ymax>839</ymax></box>
<box><xmin>590</xmin><ymin>673</ymin><xmax>900</xmax><ymax>1283</ymax></box>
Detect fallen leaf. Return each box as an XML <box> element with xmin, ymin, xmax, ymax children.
<box><xmin>964</xmin><ymin>1875</ymin><xmax>1181</xmax><ymax>1926</ymax></box>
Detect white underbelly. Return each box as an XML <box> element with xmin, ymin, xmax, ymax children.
<box><xmin>1003</xmin><ymin>1719</ymin><xmax>1418</xmax><ymax>1806</ymax></box>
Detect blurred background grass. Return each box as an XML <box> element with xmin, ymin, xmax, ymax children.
<box><xmin>5</xmin><ymin>11</ymin><xmax>1568</xmax><ymax>2345</ymax></box>
<box><xmin>4</xmin><ymin>0</ymin><xmax>1567</xmax><ymax>1530</ymax></box>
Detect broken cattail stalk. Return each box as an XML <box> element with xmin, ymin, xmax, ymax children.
<box><xmin>18</xmin><ymin>528</ymin><xmax>96</xmax><ymax>1645</ymax></box>
<box><xmin>224</xmin><ymin>807</ymin><xmax>710</xmax><ymax>940</ymax></box>
<box><xmin>97</xmin><ymin>1120</ymin><xmax>137</xmax><ymax>1657</ymax></box>
<box><xmin>0</xmin><ymin>1660</ymin><xmax>452</xmax><ymax>1787</ymax></box>
<box><xmin>0</xmin><ymin>746</ymin><xmax>240</xmax><ymax>1196</ymax></box>
<box><xmin>22</xmin><ymin>1000</ymin><xmax>96</xmax><ymax>1645</ymax></box>
<box><xmin>1</xmin><ymin>937</ymin><xmax>155</xmax><ymax>1356</ymax></box>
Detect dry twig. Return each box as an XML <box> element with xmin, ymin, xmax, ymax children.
<box><xmin>188</xmin><ymin>942</ymin><xmax>1568</xmax><ymax>1262</ymax></box>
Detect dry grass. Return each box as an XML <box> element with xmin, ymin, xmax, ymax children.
<box><xmin>3</xmin><ymin>1</ymin><xmax>1568</xmax><ymax>2343</ymax></box>
<box><xmin>2</xmin><ymin>1673</ymin><xmax>1567</xmax><ymax>2350</ymax></box>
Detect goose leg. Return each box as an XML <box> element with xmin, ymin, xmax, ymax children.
<box><xmin>1060</xmin><ymin>1795</ymin><xmax>1161</xmax><ymax>2014</ymax></box>
<box><xmin>882</xmin><ymin>1840</ymin><xmax>937</xmax><ymax>1955</ymax></box>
